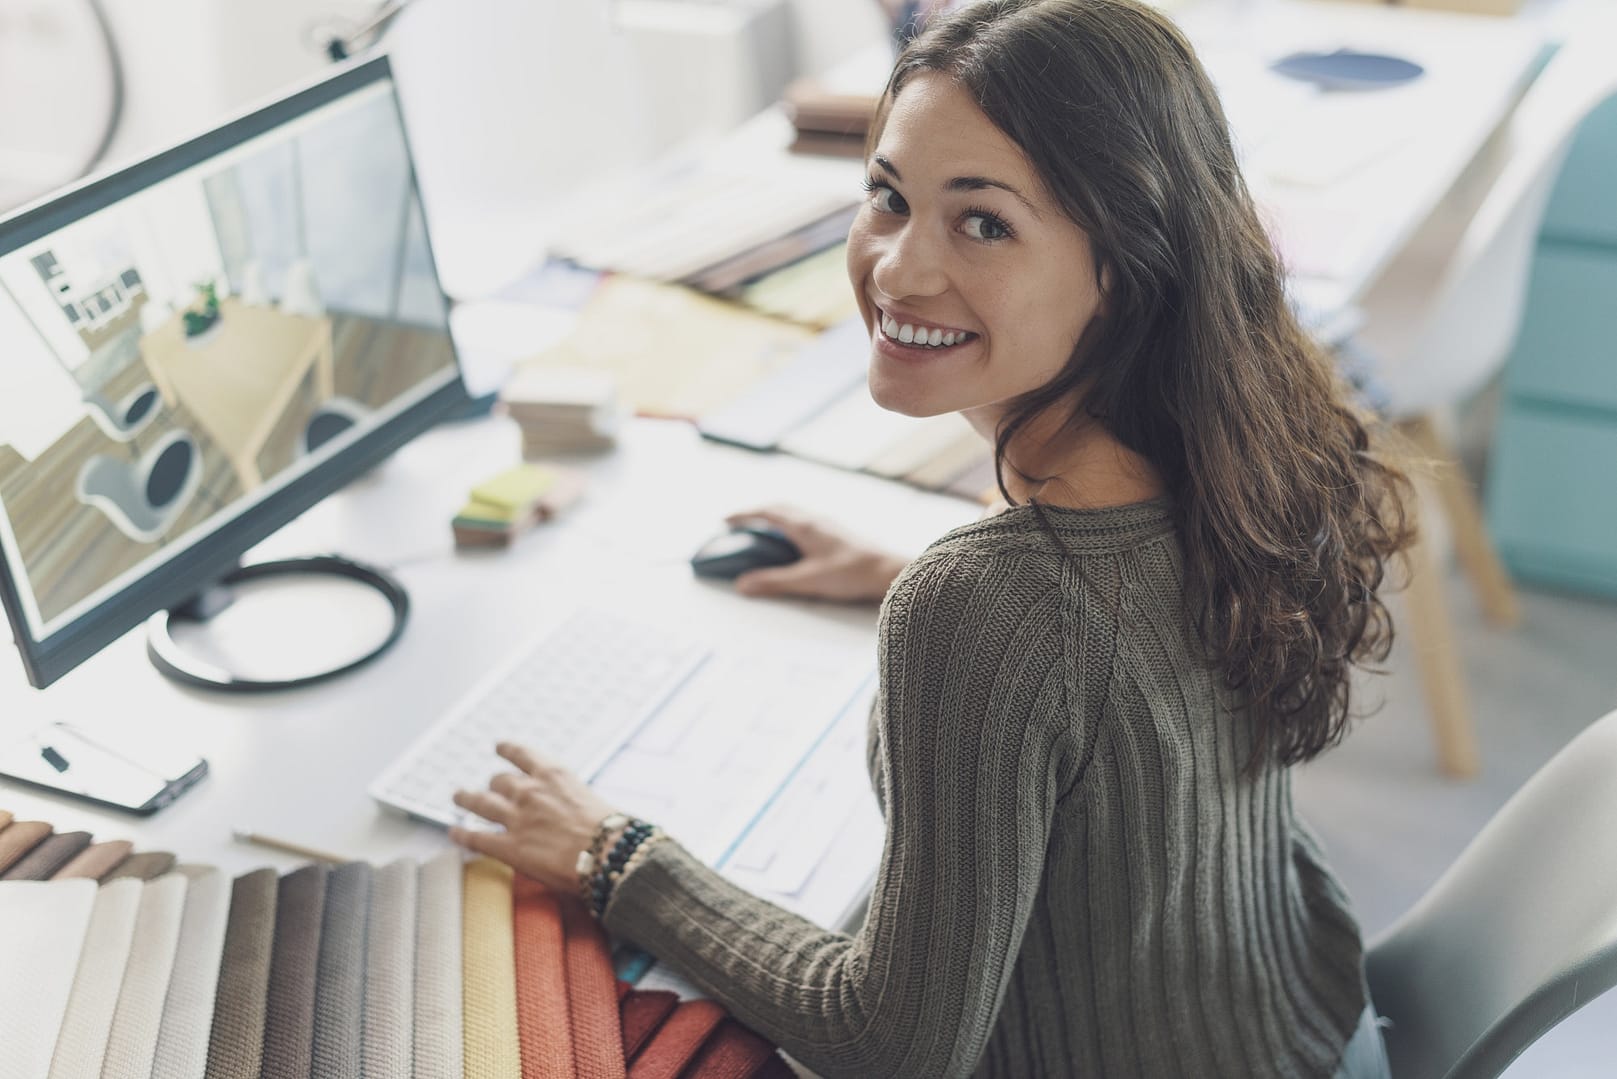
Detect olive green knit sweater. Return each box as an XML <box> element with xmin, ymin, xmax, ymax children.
<box><xmin>605</xmin><ymin>499</ymin><xmax>1367</xmax><ymax>1078</ymax></box>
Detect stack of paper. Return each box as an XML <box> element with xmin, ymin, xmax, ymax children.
<box><xmin>522</xmin><ymin>276</ymin><xmax>814</xmax><ymax>420</ymax></box>
<box><xmin>452</xmin><ymin>463</ymin><xmax>586</xmax><ymax>549</ymax></box>
<box><xmin>500</xmin><ymin>366</ymin><xmax>620</xmax><ymax>457</ymax></box>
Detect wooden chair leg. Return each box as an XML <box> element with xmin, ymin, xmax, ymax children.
<box><xmin>1401</xmin><ymin>414</ymin><xmax>1522</xmax><ymax>629</ymax></box>
<box><xmin>1403</xmin><ymin>497</ymin><xmax>1482</xmax><ymax>779</ymax></box>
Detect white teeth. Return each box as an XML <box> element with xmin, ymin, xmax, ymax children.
<box><xmin>879</xmin><ymin>312</ymin><xmax>968</xmax><ymax>348</ymax></box>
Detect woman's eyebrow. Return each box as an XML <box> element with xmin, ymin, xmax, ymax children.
<box><xmin>871</xmin><ymin>153</ymin><xmax>1042</xmax><ymax>220</ymax></box>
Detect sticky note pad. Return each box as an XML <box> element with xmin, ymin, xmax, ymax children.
<box><xmin>469</xmin><ymin>464</ymin><xmax>555</xmax><ymax>513</ymax></box>
<box><xmin>455</xmin><ymin>498</ymin><xmax>521</xmax><ymax>526</ymax></box>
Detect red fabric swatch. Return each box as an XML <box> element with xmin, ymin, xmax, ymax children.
<box><xmin>514</xmin><ymin>876</ymin><xmax>576</xmax><ymax>1077</ymax></box>
<box><xmin>750</xmin><ymin>1055</ymin><xmax>795</xmax><ymax>1079</ymax></box>
<box><xmin>627</xmin><ymin>999</ymin><xmax>727</xmax><ymax>1079</ymax></box>
<box><xmin>562</xmin><ymin>893</ymin><xmax>629</xmax><ymax>1079</ymax></box>
<box><xmin>677</xmin><ymin>1018</ymin><xmax>776</xmax><ymax>1079</ymax></box>
<box><xmin>619</xmin><ymin>989</ymin><xmax>680</xmax><ymax>1062</ymax></box>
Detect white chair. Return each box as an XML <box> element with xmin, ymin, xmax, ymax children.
<box><xmin>1352</xmin><ymin>33</ymin><xmax>1617</xmax><ymax>777</ymax></box>
<box><xmin>76</xmin><ymin>428</ymin><xmax>202</xmax><ymax>543</ymax></box>
<box><xmin>1365</xmin><ymin>708</ymin><xmax>1617</xmax><ymax>1079</ymax></box>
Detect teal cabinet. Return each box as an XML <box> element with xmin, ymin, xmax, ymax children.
<box><xmin>1486</xmin><ymin>95</ymin><xmax>1617</xmax><ymax>598</ymax></box>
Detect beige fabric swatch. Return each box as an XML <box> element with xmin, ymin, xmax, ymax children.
<box><xmin>151</xmin><ymin>867</ymin><xmax>232</xmax><ymax>1079</ymax></box>
<box><xmin>462</xmin><ymin>858</ymin><xmax>520</xmax><ymax>1079</ymax></box>
<box><xmin>0</xmin><ymin>879</ymin><xmax>98</xmax><ymax>1079</ymax></box>
<box><xmin>415</xmin><ymin>850</ymin><xmax>465</xmax><ymax>1079</ymax></box>
<box><xmin>48</xmin><ymin>878</ymin><xmax>144</xmax><ymax>1079</ymax></box>
<box><xmin>100</xmin><ymin>873</ymin><xmax>190</xmax><ymax>1079</ymax></box>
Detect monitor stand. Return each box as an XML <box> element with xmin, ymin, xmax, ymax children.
<box><xmin>145</xmin><ymin>554</ymin><xmax>409</xmax><ymax>692</ymax></box>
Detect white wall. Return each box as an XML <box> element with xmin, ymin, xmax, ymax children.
<box><xmin>784</xmin><ymin>0</ymin><xmax>889</xmax><ymax>76</ymax></box>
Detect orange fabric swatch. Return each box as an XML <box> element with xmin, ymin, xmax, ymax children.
<box><xmin>619</xmin><ymin>990</ymin><xmax>679</xmax><ymax>1063</ymax></box>
<box><xmin>561</xmin><ymin>896</ymin><xmax>627</xmax><ymax>1079</ymax></box>
<box><xmin>678</xmin><ymin>1019</ymin><xmax>776</xmax><ymax>1079</ymax></box>
<box><xmin>513</xmin><ymin>876</ymin><xmax>576</xmax><ymax>1078</ymax></box>
<box><xmin>627</xmin><ymin>999</ymin><xmax>726</xmax><ymax>1079</ymax></box>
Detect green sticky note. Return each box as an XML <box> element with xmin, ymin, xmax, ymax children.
<box><xmin>469</xmin><ymin>464</ymin><xmax>555</xmax><ymax>512</ymax></box>
<box><xmin>455</xmin><ymin>497</ymin><xmax>521</xmax><ymax>525</ymax></box>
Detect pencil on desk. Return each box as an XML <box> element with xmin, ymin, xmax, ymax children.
<box><xmin>231</xmin><ymin>827</ymin><xmax>351</xmax><ymax>865</ymax></box>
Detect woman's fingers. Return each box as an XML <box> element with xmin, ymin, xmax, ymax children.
<box><xmin>488</xmin><ymin>771</ymin><xmax>531</xmax><ymax>802</ymax></box>
<box><xmin>734</xmin><ymin>561</ymin><xmax>821</xmax><ymax>597</ymax></box>
<box><xmin>447</xmin><ymin>826</ymin><xmax>516</xmax><ymax>863</ymax></box>
<box><xmin>452</xmin><ymin>787</ymin><xmax>515</xmax><ymax>826</ymax></box>
<box><xmin>495</xmin><ymin>742</ymin><xmax>547</xmax><ymax>777</ymax></box>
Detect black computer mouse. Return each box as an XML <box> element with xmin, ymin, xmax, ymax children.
<box><xmin>690</xmin><ymin>525</ymin><xmax>803</xmax><ymax>580</ymax></box>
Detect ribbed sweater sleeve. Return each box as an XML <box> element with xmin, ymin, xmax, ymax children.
<box><xmin>604</xmin><ymin>547</ymin><xmax>1079</xmax><ymax>1079</ymax></box>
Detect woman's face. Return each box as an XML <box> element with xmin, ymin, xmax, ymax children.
<box><xmin>847</xmin><ymin>73</ymin><xmax>1103</xmax><ymax>423</ymax></box>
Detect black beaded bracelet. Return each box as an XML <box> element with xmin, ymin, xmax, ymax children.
<box><xmin>589</xmin><ymin>817</ymin><xmax>661</xmax><ymax>919</ymax></box>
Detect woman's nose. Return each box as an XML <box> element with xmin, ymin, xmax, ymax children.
<box><xmin>870</xmin><ymin>222</ymin><xmax>949</xmax><ymax>300</ymax></box>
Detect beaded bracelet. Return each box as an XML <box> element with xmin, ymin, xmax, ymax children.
<box><xmin>585</xmin><ymin>817</ymin><xmax>663</xmax><ymax>919</ymax></box>
<box><xmin>575</xmin><ymin>812</ymin><xmax>628</xmax><ymax>908</ymax></box>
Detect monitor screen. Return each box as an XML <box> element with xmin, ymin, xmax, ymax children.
<box><xmin>0</xmin><ymin>55</ymin><xmax>467</xmax><ymax>688</ymax></box>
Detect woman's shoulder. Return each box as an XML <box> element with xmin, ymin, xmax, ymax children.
<box><xmin>921</xmin><ymin>497</ymin><xmax>1176</xmax><ymax>560</ymax></box>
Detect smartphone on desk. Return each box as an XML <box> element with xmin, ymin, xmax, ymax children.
<box><xmin>0</xmin><ymin>721</ymin><xmax>208</xmax><ymax>815</ymax></box>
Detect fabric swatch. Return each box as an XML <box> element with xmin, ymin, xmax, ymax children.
<box><xmin>1</xmin><ymin>829</ymin><xmax>90</xmax><ymax>881</ymax></box>
<box><xmin>261</xmin><ymin>862</ymin><xmax>330</xmax><ymax>1079</ymax></box>
<box><xmin>512</xmin><ymin>876</ymin><xmax>574</xmax><ymax>1078</ymax></box>
<box><xmin>363</xmin><ymin>857</ymin><xmax>417</xmax><ymax>1078</ymax></box>
<box><xmin>415</xmin><ymin>849</ymin><xmax>464</xmax><ymax>1079</ymax></box>
<box><xmin>0</xmin><ymin>878</ymin><xmax>99</xmax><ymax>1079</ymax></box>
<box><xmin>48</xmin><ymin>877</ymin><xmax>144</xmax><ymax>1079</ymax></box>
<box><xmin>312</xmin><ymin>861</ymin><xmax>373</xmax><ymax>1077</ymax></box>
<box><xmin>563</xmin><ymin>895</ymin><xmax>628</xmax><ymax>1079</ymax></box>
<box><xmin>619</xmin><ymin>991</ymin><xmax>679</xmax><ymax>1064</ymax></box>
<box><xmin>152</xmin><ymin>866</ymin><xmax>232</xmax><ymax>1079</ymax></box>
<box><xmin>627</xmin><ymin>999</ymin><xmax>727</xmax><ymax>1079</ymax></box>
<box><xmin>679</xmin><ymin>1019</ymin><xmax>777</xmax><ymax>1079</ymax></box>
<box><xmin>0</xmin><ymin>819</ymin><xmax>53</xmax><ymax>874</ymax></box>
<box><xmin>52</xmin><ymin>839</ymin><xmax>133</xmax><ymax>881</ymax></box>
<box><xmin>102</xmin><ymin>850</ymin><xmax>177</xmax><ymax>881</ymax></box>
<box><xmin>205</xmin><ymin>867</ymin><xmax>279</xmax><ymax>1079</ymax></box>
<box><xmin>462</xmin><ymin>857</ymin><xmax>521</xmax><ymax>1078</ymax></box>
<box><xmin>101</xmin><ymin>872</ymin><xmax>190</xmax><ymax>1079</ymax></box>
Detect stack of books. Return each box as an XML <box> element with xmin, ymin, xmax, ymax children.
<box><xmin>499</xmin><ymin>366</ymin><xmax>620</xmax><ymax>456</ymax></box>
<box><xmin>452</xmin><ymin>463</ymin><xmax>585</xmax><ymax>549</ymax></box>
<box><xmin>783</xmin><ymin>79</ymin><xmax>876</xmax><ymax>158</ymax></box>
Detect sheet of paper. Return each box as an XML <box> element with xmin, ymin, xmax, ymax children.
<box><xmin>522</xmin><ymin>276</ymin><xmax>813</xmax><ymax>420</ymax></box>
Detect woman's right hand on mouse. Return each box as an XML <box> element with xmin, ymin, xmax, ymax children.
<box><xmin>725</xmin><ymin>505</ymin><xmax>909</xmax><ymax>604</ymax></box>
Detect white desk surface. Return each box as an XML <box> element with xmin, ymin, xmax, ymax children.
<box><xmin>1183</xmin><ymin>0</ymin><xmax>1548</xmax><ymax>315</ymax></box>
<box><xmin>0</xmin><ymin>415</ymin><xmax>980</xmax><ymax>929</ymax></box>
<box><xmin>472</xmin><ymin>0</ymin><xmax>1546</xmax><ymax>330</ymax></box>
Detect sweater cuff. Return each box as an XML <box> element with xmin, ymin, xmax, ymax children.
<box><xmin>600</xmin><ymin>835</ymin><xmax>714</xmax><ymax>947</ymax></box>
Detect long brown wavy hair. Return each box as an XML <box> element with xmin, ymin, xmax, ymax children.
<box><xmin>883</xmin><ymin>0</ymin><xmax>1417</xmax><ymax>766</ymax></box>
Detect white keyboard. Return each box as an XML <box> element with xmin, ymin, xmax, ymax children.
<box><xmin>369</xmin><ymin>609</ymin><xmax>709</xmax><ymax>827</ymax></box>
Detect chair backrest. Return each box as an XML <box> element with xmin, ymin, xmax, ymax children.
<box><xmin>1365</xmin><ymin>709</ymin><xmax>1617</xmax><ymax>1079</ymax></box>
<box><xmin>1388</xmin><ymin>29</ymin><xmax>1617</xmax><ymax>415</ymax></box>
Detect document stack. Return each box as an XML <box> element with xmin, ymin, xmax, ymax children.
<box><xmin>500</xmin><ymin>366</ymin><xmax>620</xmax><ymax>456</ymax></box>
<box><xmin>453</xmin><ymin>463</ymin><xmax>585</xmax><ymax>549</ymax></box>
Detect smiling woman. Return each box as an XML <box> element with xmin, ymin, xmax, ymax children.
<box><xmin>452</xmin><ymin>3</ymin><xmax>1414</xmax><ymax>1077</ymax></box>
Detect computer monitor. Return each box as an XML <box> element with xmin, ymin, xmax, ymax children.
<box><xmin>0</xmin><ymin>53</ymin><xmax>468</xmax><ymax>692</ymax></box>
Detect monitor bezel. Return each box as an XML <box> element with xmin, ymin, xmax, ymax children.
<box><xmin>0</xmin><ymin>51</ymin><xmax>470</xmax><ymax>689</ymax></box>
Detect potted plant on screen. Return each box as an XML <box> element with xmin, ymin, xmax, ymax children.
<box><xmin>182</xmin><ymin>280</ymin><xmax>221</xmax><ymax>342</ymax></box>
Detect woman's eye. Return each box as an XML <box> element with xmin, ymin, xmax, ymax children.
<box><xmin>869</xmin><ymin>185</ymin><xmax>907</xmax><ymax>214</ymax></box>
<box><xmin>962</xmin><ymin>212</ymin><xmax>1011</xmax><ymax>242</ymax></box>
